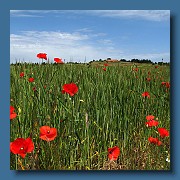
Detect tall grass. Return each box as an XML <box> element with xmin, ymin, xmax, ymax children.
<box><xmin>10</xmin><ymin>63</ymin><xmax>170</xmax><ymax>170</ymax></box>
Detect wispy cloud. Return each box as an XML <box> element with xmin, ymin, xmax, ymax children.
<box><xmin>76</xmin><ymin>28</ymin><xmax>93</xmax><ymax>33</ymax></box>
<box><xmin>10</xmin><ymin>30</ymin><xmax>122</xmax><ymax>63</ymax></box>
<box><xmin>10</xmin><ymin>10</ymin><xmax>170</xmax><ymax>63</ymax></box>
<box><xmin>11</xmin><ymin>31</ymin><xmax>89</xmax><ymax>46</ymax></box>
<box><xmin>10</xmin><ymin>10</ymin><xmax>170</xmax><ymax>21</ymax></box>
<box><xmin>10</xmin><ymin>30</ymin><xmax>169</xmax><ymax>63</ymax></box>
<box><xmin>85</xmin><ymin>10</ymin><xmax>170</xmax><ymax>21</ymax></box>
<box><xmin>97</xmin><ymin>39</ymin><xmax>114</xmax><ymax>46</ymax></box>
<box><xmin>10</xmin><ymin>10</ymin><xmax>43</xmax><ymax>17</ymax></box>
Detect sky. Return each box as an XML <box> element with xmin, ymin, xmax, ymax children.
<box><xmin>10</xmin><ymin>10</ymin><xmax>170</xmax><ymax>63</ymax></box>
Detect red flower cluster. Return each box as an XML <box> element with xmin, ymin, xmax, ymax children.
<box><xmin>10</xmin><ymin>137</ymin><xmax>34</xmax><ymax>158</ymax></box>
<box><xmin>146</xmin><ymin>115</ymin><xmax>155</xmax><ymax>121</ymax></box>
<box><xmin>158</xmin><ymin>128</ymin><xmax>169</xmax><ymax>138</ymax></box>
<box><xmin>54</xmin><ymin>58</ymin><xmax>64</xmax><ymax>64</ymax></box>
<box><xmin>146</xmin><ymin>115</ymin><xmax>169</xmax><ymax>146</ymax></box>
<box><xmin>145</xmin><ymin>115</ymin><xmax>158</xmax><ymax>127</ymax></box>
<box><xmin>108</xmin><ymin>146</ymin><xmax>120</xmax><ymax>161</ymax></box>
<box><xmin>161</xmin><ymin>82</ymin><xmax>170</xmax><ymax>89</ymax></box>
<box><xmin>40</xmin><ymin>126</ymin><xmax>57</xmax><ymax>142</ymax></box>
<box><xmin>37</xmin><ymin>53</ymin><xmax>47</xmax><ymax>60</ymax></box>
<box><xmin>146</xmin><ymin>120</ymin><xmax>159</xmax><ymax>127</ymax></box>
<box><xmin>62</xmin><ymin>82</ymin><xmax>78</xmax><ymax>96</ymax></box>
<box><xmin>28</xmin><ymin>77</ymin><xmax>34</xmax><ymax>83</ymax></box>
<box><xmin>148</xmin><ymin>137</ymin><xmax>162</xmax><ymax>146</ymax></box>
<box><xmin>102</xmin><ymin>63</ymin><xmax>108</xmax><ymax>71</ymax></box>
<box><xmin>20</xmin><ymin>72</ymin><xmax>24</xmax><ymax>78</ymax></box>
<box><xmin>10</xmin><ymin>106</ymin><xmax>17</xmax><ymax>120</ymax></box>
<box><xmin>142</xmin><ymin>91</ymin><xmax>150</xmax><ymax>98</ymax></box>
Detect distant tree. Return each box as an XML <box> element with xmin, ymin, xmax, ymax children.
<box><xmin>131</xmin><ymin>59</ymin><xmax>139</xmax><ymax>63</ymax></box>
<box><xmin>158</xmin><ymin>62</ymin><xmax>163</xmax><ymax>65</ymax></box>
<box><xmin>131</xmin><ymin>59</ymin><xmax>153</xmax><ymax>64</ymax></box>
<box><xmin>120</xmin><ymin>59</ymin><xmax>127</xmax><ymax>62</ymax></box>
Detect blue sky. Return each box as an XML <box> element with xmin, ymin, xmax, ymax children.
<box><xmin>10</xmin><ymin>10</ymin><xmax>170</xmax><ymax>63</ymax></box>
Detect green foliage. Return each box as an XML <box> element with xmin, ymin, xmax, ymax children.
<box><xmin>10</xmin><ymin>63</ymin><xmax>170</xmax><ymax>170</ymax></box>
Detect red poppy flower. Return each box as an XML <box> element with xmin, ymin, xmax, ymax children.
<box><xmin>104</xmin><ymin>63</ymin><xmax>108</xmax><ymax>66</ymax></box>
<box><xmin>133</xmin><ymin>68</ymin><xmax>138</xmax><ymax>72</ymax></box>
<box><xmin>103</xmin><ymin>68</ymin><xmax>107</xmax><ymax>71</ymax></box>
<box><xmin>148</xmin><ymin>137</ymin><xmax>162</xmax><ymax>146</ymax></box>
<box><xmin>155</xmin><ymin>66</ymin><xmax>158</xmax><ymax>68</ymax></box>
<box><xmin>32</xmin><ymin>87</ymin><xmax>37</xmax><ymax>91</ymax></box>
<box><xmin>10</xmin><ymin>137</ymin><xmax>34</xmax><ymax>158</ymax></box>
<box><xmin>108</xmin><ymin>146</ymin><xmax>120</xmax><ymax>161</ymax></box>
<box><xmin>161</xmin><ymin>82</ymin><xmax>170</xmax><ymax>89</ymax></box>
<box><xmin>142</xmin><ymin>91</ymin><xmax>150</xmax><ymax>98</ymax></box>
<box><xmin>62</xmin><ymin>82</ymin><xmax>78</xmax><ymax>96</ymax></box>
<box><xmin>165</xmin><ymin>82</ymin><xmax>170</xmax><ymax>88</ymax></box>
<box><xmin>37</xmin><ymin>53</ymin><xmax>47</xmax><ymax>60</ymax></box>
<box><xmin>158</xmin><ymin>128</ymin><xmax>169</xmax><ymax>138</ymax></box>
<box><xmin>28</xmin><ymin>77</ymin><xmax>34</xmax><ymax>83</ymax></box>
<box><xmin>146</xmin><ymin>115</ymin><xmax>155</xmax><ymax>121</ymax></box>
<box><xmin>10</xmin><ymin>106</ymin><xmax>17</xmax><ymax>120</ymax></box>
<box><xmin>54</xmin><ymin>58</ymin><xmax>64</xmax><ymax>64</ymax></box>
<box><xmin>146</xmin><ymin>77</ymin><xmax>151</xmax><ymax>81</ymax></box>
<box><xmin>145</xmin><ymin>120</ymin><xmax>159</xmax><ymax>127</ymax></box>
<box><xmin>39</xmin><ymin>126</ymin><xmax>57</xmax><ymax>142</ymax></box>
<box><xmin>20</xmin><ymin>72</ymin><xmax>24</xmax><ymax>78</ymax></box>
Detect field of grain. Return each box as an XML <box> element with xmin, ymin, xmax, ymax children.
<box><xmin>10</xmin><ymin>62</ymin><xmax>170</xmax><ymax>170</ymax></box>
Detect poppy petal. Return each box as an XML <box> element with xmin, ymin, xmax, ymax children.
<box><xmin>108</xmin><ymin>146</ymin><xmax>120</xmax><ymax>161</ymax></box>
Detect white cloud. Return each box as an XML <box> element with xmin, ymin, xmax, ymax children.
<box><xmin>10</xmin><ymin>30</ymin><xmax>170</xmax><ymax>63</ymax></box>
<box><xmin>10</xmin><ymin>30</ymin><xmax>123</xmax><ymax>63</ymax></box>
<box><xmin>10</xmin><ymin>10</ymin><xmax>62</xmax><ymax>17</ymax></box>
<box><xmin>10</xmin><ymin>10</ymin><xmax>170</xmax><ymax>63</ymax></box>
<box><xmin>10</xmin><ymin>10</ymin><xmax>43</xmax><ymax>17</ymax></box>
<box><xmin>10</xmin><ymin>31</ymin><xmax>89</xmax><ymax>50</ymax></box>
<box><xmin>97</xmin><ymin>39</ymin><xmax>114</xmax><ymax>46</ymax></box>
<box><xmin>86</xmin><ymin>10</ymin><xmax>170</xmax><ymax>21</ymax></box>
<box><xmin>10</xmin><ymin>10</ymin><xmax>170</xmax><ymax>21</ymax></box>
<box><xmin>76</xmin><ymin>28</ymin><xmax>93</xmax><ymax>33</ymax></box>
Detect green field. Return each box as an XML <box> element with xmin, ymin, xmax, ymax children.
<box><xmin>10</xmin><ymin>62</ymin><xmax>170</xmax><ymax>170</ymax></box>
